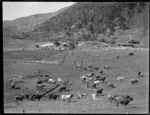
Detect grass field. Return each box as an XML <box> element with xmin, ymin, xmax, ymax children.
<box><xmin>3</xmin><ymin>42</ymin><xmax>149</xmax><ymax>113</ymax></box>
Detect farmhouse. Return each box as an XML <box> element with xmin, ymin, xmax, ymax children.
<box><xmin>78</xmin><ymin>42</ymin><xmax>85</xmax><ymax>46</ymax></box>
<box><xmin>40</xmin><ymin>42</ymin><xmax>54</xmax><ymax>48</ymax></box>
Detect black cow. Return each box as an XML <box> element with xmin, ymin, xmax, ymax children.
<box><xmin>49</xmin><ymin>93</ymin><xmax>59</xmax><ymax>101</ymax></box>
<box><xmin>130</xmin><ymin>79</ymin><xmax>138</xmax><ymax>84</ymax></box>
<box><xmin>95</xmin><ymin>88</ymin><xmax>103</xmax><ymax>96</ymax></box>
<box><xmin>59</xmin><ymin>85</ymin><xmax>67</xmax><ymax>92</ymax></box>
<box><xmin>129</xmin><ymin>53</ymin><xmax>134</xmax><ymax>56</ymax></box>
<box><xmin>116</xmin><ymin>55</ymin><xmax>120</xmax><ymax>58</ymax></box>
<box><xmin>94</xmin><ymin>67</ymin><xmax>99</xmax><ymax>70</ymax></box>
<box><xmin>114</xmin><ymin>95</ymin><xmax>133</xmax><ymax>107</ymax></box>
<box><xmin>14</xmin><ymin>94</ymin><xmax>25</xmax><ymax>104</ymax></box>
<box><xmin>31</xmin><ymin>94</ymin><xmax>43</xmax><ymax>101</ymax></box>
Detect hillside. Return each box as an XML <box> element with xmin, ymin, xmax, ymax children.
<box><xmin>3</xmin><ymin>6</ymin><xmax>70</xmax><ymax>39</ymax></box>
<box><xmin>3</xmin><ymin>2</ymin><xmax>149</xmax><ymax>47</ymax></box>
<box><xmin>20</xmin><ymin>2</ymin><xmax>149</xmax><ymax>44</ymax></box>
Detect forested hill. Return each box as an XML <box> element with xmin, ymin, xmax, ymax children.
<box><xmin>5</xmin><ymin>2</ymin><xmax>149</xmax><ymax>47</ymax></box>
<box><xmin>3</xmin><ymin>5</ymin><xmax>70</xmax><ymax>38</ymax></box>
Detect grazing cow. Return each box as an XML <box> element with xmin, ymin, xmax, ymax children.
<box><xmin>91</xmin><ymin>94</ymin><xmax>97</xmax><ymax>100</ymax></box>
<box><xmin>59</xmin><ymin>85</ymin><xmax>67</xmax><ymax>92</ymax></box>
<box><xmin>61</xmin><ymin>94</ymin><xmax>74</xmax><ymax>102</ymax></box>
<box><xmin>130</xmin><ymin>79</ymin><xmax>138</xmax><ymax>84</ymax></box>
<box><xmin>138</xmin><ymin>74</ymin><xmax>144</xmax><ymax>78</ymax></box>
<box><xmin>94</xmin><ymin>88</ymin><xmax>103</xmax><ymax>96</ymax></box>
<box><xmin>94</xmin><ymin>67</ymin><xmax>99</xmax><ymax>70</ymax></box>
<box><xmin>14</xmin><ymin>94</ymin><xmax>25</xmax><ymax>104</ymax></box>
<box><xmin>48</xmin><ymin>78</ymin><xmax>56</xmax><ymax>84</ymax></box>
<box><xmin>11</xmin><ymin>82</ymin><xmax>16</xmax><ymax>89</ymax></box>
<box><xmin>80</xmin><ymin>76</ymin><xmax>86</xmax><ymax>83</ymax></box>
<box><xmin>37</xmin><ymin>80</ymin><xmax>43</xmax><ymax>84</ymax></box>
<box><xmin>116</xmin><ymin>55</ymin><xmax>120</xmax><ymax>58</ymax></box>
<box><xmin>24</xmin><ymin>94</ymin><xmax>31</xmax><ymax>100</ymax></box>
<box><xmin>107</xmin><ymin>94</ymin><xmax>124</xmax><ymax>104</ymax></box>
<box><xmin>49</xmin><ymin>93</ymin><xmax>59</xmax><ymax>101</ymax></box>
<box><xmin>84</xmin><ymin>68</ymin><xmax>87</xmax><ymax>71</ymax></box>
<box><xmin>81</xmin><ymin>75</ymin><xmax>86</xmax><ymax>79</ymax></box>
<box><xmin>36</xmin><ymin>84</ymin><xmax>45</xmax><ymax>90</ymax></box>
<box><xmin>88</xmin><ymin>66</ymin><xmax>93</xmax><ymax>68</ymax></box>
<box><xmin>106</xmin><ymin>83</ymin><xmax>115</xmax><ymax>88</ymax></box>
<box><xmin>100</xmin><ymin>70</ymin><xmax>103</xmax><ymax>74</ymax></box>
<box><xmin>104</xmin><ymin>66</ymin><xmax>111</xmax><ymax>70</ymax></box>
<box><xmin>138</xmin><ymin>72</ymin><xmax>141</xmax><ymax>76</ymax></box>
<box><xmin>76</xmin><ymin>64</ymin><xmax>81</xmax><ymax>68</ymax></box>
<box><xmin>57</xmin><ymin>78</ymin><xmax>63</xmax><ymax>83</ymax></box>
<box><xmin>94</xmin><ymin>76</ymin><xmax>106</xmax><ymax>82</ymax></box>
<box><xmin>114</xmin><ymin>95</ymin><xmax>133</xmax><ymax>107</ymax></box>
<box><xmin>88</xmin><ymin>77</ymin><xmax>94</xmax><ymax>81</ymax></box>
<box><xmin>137</xmin><ymin>72</ymin><xmax>144</xmax><ymax>77</ymax></box>
<box><xmin>117</xmin><ymin>76</ymin><xmax>125</xmax><ymax>82</ymax></box>
<box><xmin>18</xmin><ymin>76</ymin><xmax>23</xmax><ymax>79</ymax></box>
<box><xmin>9</xmin><ymin>77</ymin><xmax>16</xmax><ymax>83</ymax></box>
<box><xmin>87</xmin><ymin>73</ymin><xmax>93</xmax><ymax>77</ymax></box>
<box><xmin>31</xmin><ymin>94</ymin><xmax>43</xmax><ymax>101</ymax></box>
<box><xmin>107</xmin><ymin>95</ymin><xmax>117</xmax><ymax>104</ymax></box>
<box><xmin>76</xmin><ymin>91</ymin><xmax>87</xmax><ymax>99</ymax></box>
<box><xmin>129</xmin><ymin>53</ymin><xmax>134</xmax><ymax>56</ymax></box>
<box><xmin>99</xmin><ymin>76</ymin><xmax>107</xmax><ymax>82</ymax></box>
<box><xmin>95</xmin><ymin>76</ymin><xmax>101</xmax><ymax>79</ymax></box>
<box><xmin>93</xmin><ymin>80</ymin><xmax>102</xmax><ymax>85</ymax></box>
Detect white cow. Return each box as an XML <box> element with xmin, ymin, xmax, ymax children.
<box><xmin>61</xmin><ymin>94</ymin><xmax>74</xmax><ymax>102</ymax></box>
<box><xmin>87</xmin><ymin>73</ymin><xmax>93</xmax><ymax>77</ymax></box>
<box><xmin>80</xmin><ymin>76</ymin><xmax>86</xmax><ymax>83</ymax></box>
<box><xmin>117</xmin><ymin>76</ymin><xmax>124</xmax><ymax>82</ymax></box>
<box><xmin>77</xmin><ymin>91</ymin><xmax>87</xmax><ymax>99</ymax></box>
<box><xmin>57</xmin><ymin>78</ymin><xmax>62</xmax><ymax>83</ymax></box>
<box><xmin>36</xmin><ymin>84</ymin><xmax>45</xmax><ymax>90</ymax></box>
<box><xmin>9</xmin><ymin>77</ymin><xmax>16</xmax><ymax>83</ymax></box>
<box><xmin>91</xmin><ymin>94</ymin><xmax>97</xmax><ymax>100</ymax></box>
<box><xmin>106</xmin><ymin>82</ymin><xmax>115</xmax><ymax>88</ymax></box>
<box><xmin>93</xmin><ymin>80</ymin><xmax>102</xmax><ymax>84</ymax></box>
<box><xmin>80</xmin><ymin>75</ymin><xmax>86</xmax><ymax>79</ymax></box>
<box><xmin>88</xmin><ymin>77</ymin><xmax>94</xmax><ymax>81</ymax></box>
<box><xmin>48</xmin><ymin>78</ymin><xmax>56</xmax><ymax>84</ymax></box>
<box><xmin>107</xmin><ymin>94</ymin><xmax>116</xmax><ymax>104</ymax></box>
<box><xmin>104</xmin><ymin>65</ymin><xmax>111</xmax><ymax>70</ymax></box>
<box><xmin>18</xmin><ymin>76</ymin><xmax>23</xmax><ymax>79</ymax></box>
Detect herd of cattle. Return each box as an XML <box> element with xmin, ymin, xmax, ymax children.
<box><xmin>9</xmin><ymin>52</ymin><xmax>145</xmax><ymax>107</ymax></box>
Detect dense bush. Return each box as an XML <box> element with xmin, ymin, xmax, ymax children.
<box><xmin>129</xmin><ymin>40</ymin><xmax>140</xmax><ymax>44</ymax></box>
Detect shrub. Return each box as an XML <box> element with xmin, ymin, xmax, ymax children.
<box><xmin>129</xmin><ymin>40</ymin><xmax>140</xmax><ymax>44</ymax></box>
<box><xmin>69</xmin><ymin>42</ymin><xmax>76</xmax><ymax>50</ymax></box>
<box><xmin>112</xmin><ymin>37</ymin><xmax>118</xmax><ymax>40</ymax></box>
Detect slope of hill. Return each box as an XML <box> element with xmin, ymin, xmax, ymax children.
<box><xmin>3</xmin><ymin>5</ymin><xmax>70</xmax><ymax>38</ymax></box>
<box><xmin>3</xmin><ymin>2</ymin><xmax>149</xmax><ymax>47</ymax></box>
<box><xmin>22</xmin><ymin>2</ymin><xmax>148</xmax><ymax>45</ymax></box>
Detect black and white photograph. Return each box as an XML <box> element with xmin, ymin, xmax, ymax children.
<box><xmin>3</xmin><ymin>2</ymin><xmax>149</xmax><ymax>113</ymax></box>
